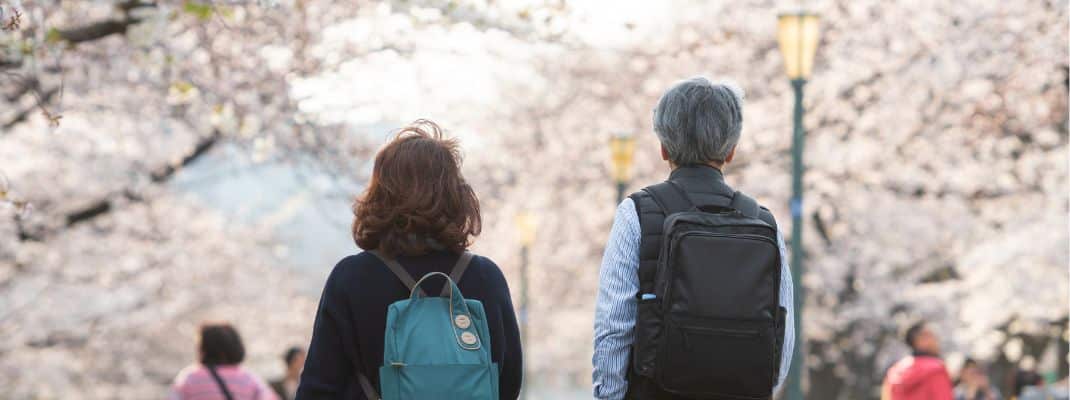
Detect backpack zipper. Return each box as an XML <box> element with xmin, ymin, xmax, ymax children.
<box><xmin>680</xmin><ymin>325</ymin><xmax>762</xmax><ymax>348</ymax></box>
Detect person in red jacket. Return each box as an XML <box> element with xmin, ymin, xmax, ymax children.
<box><xmin>881</xmin><ymin>321</ymin><xmax>954</xmax><ymax>400</ymax></box>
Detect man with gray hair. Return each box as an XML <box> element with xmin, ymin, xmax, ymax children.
<box><xmin>593</xmin><ymin>77</ymin><xmax>795</xmax><ymax>400</ymax></box>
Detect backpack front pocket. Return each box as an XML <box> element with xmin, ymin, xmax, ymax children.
<box><xmin>656</xmin><ymin>315</ymin><xmax>775</xmax><ymax>399</ymax></box>
<box><xmin>663</xmin><ymin>232</ymin><xmax>778</xmax><ymax>320</ymax></box>
<box><xmin>380</xmin><ymin>363</ymin><xmax>499</xmax><ymax>400</ymax></box>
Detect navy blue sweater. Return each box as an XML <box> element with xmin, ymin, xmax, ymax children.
<box><xmin>296</xmin><ymin>250</ymin><xmax>523</xmax><ymax>400</ymax></box>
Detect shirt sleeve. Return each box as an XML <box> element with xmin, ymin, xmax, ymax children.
<box><xmin>775</xmin><ymin>230</ymin><xmax>796</xmax><ymax>393</ymax></box>
<box><xmin>296</xmin><ymin>263</ymin><xmax>357</xmax><ymax>399</ymax></box>
<box><xmin>481</xmin><ymin>261</ymin><xmax>524</xmax><ymax>400</ymax></box>
<box><xmin>592</xmin><ymin>199</ymin><xmax>642</xmax><ymax>400</ymax></box>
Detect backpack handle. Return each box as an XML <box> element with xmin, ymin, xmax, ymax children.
<box><xmin>409</xmin><ymin>272</ymin><xmax>482</xmax><ymax>351</ymax></box>
<box><xmin>409</xmin><ymin>272</ymin><xmax>461</xmax><ymax>300</ymax></box>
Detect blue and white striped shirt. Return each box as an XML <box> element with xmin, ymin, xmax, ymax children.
<box><xmin>592</xmin><ymin>198</ymin><xmax>795</xmax><ymax>399</ymax></box>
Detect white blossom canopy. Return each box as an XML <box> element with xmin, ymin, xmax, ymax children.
<box><xmin>1</xmin><ymin>0</ymin><xmax>1066</xmax><ymax>398</ymax></box>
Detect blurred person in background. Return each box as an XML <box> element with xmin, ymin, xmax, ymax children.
<box><xmin>296</xmin><ymin>120</ymin><xmax>523</xmax><ymax>400</ymax></box>
<box><xmin>270</xmin><ymin>346</ymin><xmax>306</xmax><ymax>400</ymax></box>
<box><xmin>1011</xmin><ymin>362</ymin><xmax>1054</xmax><ymax>400</ymax></box>
<box><xmin>955</xmin><ymin>358</ymin><xmax>1001</xmax><ymax>400</ymax></box>
<box><xmin>881</xmin><ymin>321</ymin><xmax>954</xmax><ymax>400</ymax></box>
<box><xmin>1044</xmin><ymin>377</ymin><xmax>1070</xmax><ymax>400</ymax></box>
<box><xmin>169</xmin><ymin>322</ymin><xmax>279</xmax><ymax>400</ymax></box>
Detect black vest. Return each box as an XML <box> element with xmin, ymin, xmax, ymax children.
<box><xmin>625</xmin><ymin>165</ymin><xmax>777</xmax><ymax>400</ymax></box>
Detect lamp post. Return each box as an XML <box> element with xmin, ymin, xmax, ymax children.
<box><xmin>777</xmin><ymin>11</ymin><xmax>820</xmax><ymax>400</ymax></box>
<box><xmin>514</xmin><ymin>211</ymin><xmax>537</xmax><ymax>400</ymax></box>
<box><xmin>610</xmin><ymin>132</ymin><xmax>637</xmax><ymax>204</ymax></box>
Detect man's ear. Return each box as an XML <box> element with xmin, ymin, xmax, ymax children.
<box><xmin>724</xmin><ymin>146</ymin><xmax>736</xmax><ymax>164</ymax></box>
<box><xmin>660</xmin><ymin>143</ymin><xmax>670</xmax><ymax>161</ymax></box>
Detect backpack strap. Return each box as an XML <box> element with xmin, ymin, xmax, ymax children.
<box><xmin>629</xmin><ymin>191</ymin><xmax>662</xmax><ymax>297</ymax></box>
<box><xmin>643</xmin><ymin>181</ymin><xmax>696</xmax><ymax>215</ymax></box>
<box><xmin>443</xmin><ymin>252</ymin><xmax>474</xmax><ymax>296</ymax></box>
<box><xmin>369</xmin><ymin>250</ymin><xmax>426</xmax><ymax>297</ymax></box>
<box><xmin>354</xmin><ymin>252</ymin><xmax>390</xmax><ymax>399</ymax></box>
<box><xmin>632</xmin><ymin>181</ymin><xmax>696</xmax><ymax>298</ymax></box>
<box><xmin>728</xmin><ymin>191</ymin><xmax>760</xmax><ymax>219</ymax></box>
<box><xmin>729</xmin><ymin>191</ymin><xmax>779</xmax><ymax>230</ymax></box>
<box><xmin>354</xmin><ymin>370</ymin><xmax>379</xmax><ymax>400</ymax></box>
<box><xmin>206</xmin><ymin>366</ymin><xmax>235</xmax><ymax>400</ymax></box>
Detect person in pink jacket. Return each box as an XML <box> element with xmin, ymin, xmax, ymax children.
<box><xmin>882</xmin><ymin>321</ymin><xmax>954</xmax><ymax>400</ymax></box>
<box><xmin>168</xmin><ymin>322</ymin><xmax>279</xmax><ymax>400</ymax></box>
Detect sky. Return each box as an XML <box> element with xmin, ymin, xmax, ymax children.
<box><xmin>171</xmin><ymin>144</ymin><xmax>356</xmax><ymax>292</ymax></box>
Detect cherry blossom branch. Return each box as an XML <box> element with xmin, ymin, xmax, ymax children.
<box><xmin>1</xmin><ymin>86</ymin><xmax>59</xmax><ymax>131</ymax></box>
<box><xmin>17</xmin><ymin>128</ymin><xmax>222</xmax><ymax>242</ymax></box>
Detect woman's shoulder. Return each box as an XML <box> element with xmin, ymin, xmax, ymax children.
<box><xmin>335</xmin><ymin>251</ymin><xmax>382</xmax><ymax>268</ymax></box>
<box><xmin>466</xmin><ymin>252</ymin><xmax>499</xmax><ymax>270</ymax></box>
<box><xmin>328</xmin><ymin>251</ymin><xmax>506</xmax><ymax>287</ymax></box>
<box><xmin>316</xmin><ymin>252</ymin><xmax>389</xmax><ymax>299</ymax></box>
<box><xmin>172</xmin><ymin>364</ymin><xmax>207</xmax><ymax>385</ymax></box>
<box><xmin>223</xmin><ymin>365</ymin><xmax>273</xmax><ymax>386</ymax></box>
<box><xmin>328</xmin><ymin>251</ymin><xmax>384</xmax><ymax>277</ymax></box>
<box><xmin>464</xmin><ymin>253</ymin><xmax>509</xmax><ymax>289</ymax></box>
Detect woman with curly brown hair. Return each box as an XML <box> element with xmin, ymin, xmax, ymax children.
<box><xmin>296</xmin><ymin>120</ymin><xmax>522</xmax><ymax>400</ymax></box>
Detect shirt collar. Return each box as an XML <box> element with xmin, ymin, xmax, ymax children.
<box><xmin>668</xmin><ymin>164</ymin><xmax>725</xmax><ymax>183</ymax></box>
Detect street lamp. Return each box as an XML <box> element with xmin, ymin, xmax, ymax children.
<box><xmin>610</xmin><ymin>132</ymin><xmax>637</xmax><ymax>204</ymax></box>
<box><xmin>777</xmin><ymin>11</ymin><xmax>820</xmax><ymax>400</ymax></box>
<box><xmin>514</xmin><ymin>211</ymin><xmax>537</xmax><ymax>400</ymax></box>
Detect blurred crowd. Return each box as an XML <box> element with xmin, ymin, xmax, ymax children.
<box><xmin>882</xmin><ymin>321</ymin><xmax>1067</xmax><ymax>400</ymax></box>
<box><xmin>165</xmin><ymin>322</ymin><xmax>305</xmax><ymax>400</ymax></box>
<box><xmin>166</xmin><ymin>320</ymin><xmax>1067</xmax><ymax>400</ymax></box>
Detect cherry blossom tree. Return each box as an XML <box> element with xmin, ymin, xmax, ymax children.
<box><xmin>463</xmin><ymin>1</ymin><xmax>1068</xmax><ymax>397</ymax></box>
<box><xmin>1</xmin><ymin>0</ymin><xmax>1066</xmax><ymax>398</ymax></box>
<box><xmin>0</xmin><ymin>0</ymin><xmax>566</xmax><ymax>397</ymax></box>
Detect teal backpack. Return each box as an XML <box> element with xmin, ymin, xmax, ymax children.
<box><xmin>356</xmin><ymin>251</ymin><xmax>499</xmax><ymax>400</ymax></box>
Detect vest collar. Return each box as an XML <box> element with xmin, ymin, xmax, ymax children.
<box><xmin>668</xmin><ymin>164</ymin><xmax>725</xmax><ymax>183</ymax></box>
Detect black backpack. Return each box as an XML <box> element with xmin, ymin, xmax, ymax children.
<box><xmin>629</xmin><ymin>180</ymin><xmax>785</xmax><ymax>400</ymax></box>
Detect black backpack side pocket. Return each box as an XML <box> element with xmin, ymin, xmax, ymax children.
<box><xmin>632</xmin><ymin>296</ymin><xmax>661</xmax><ymax>377</ymax></box>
